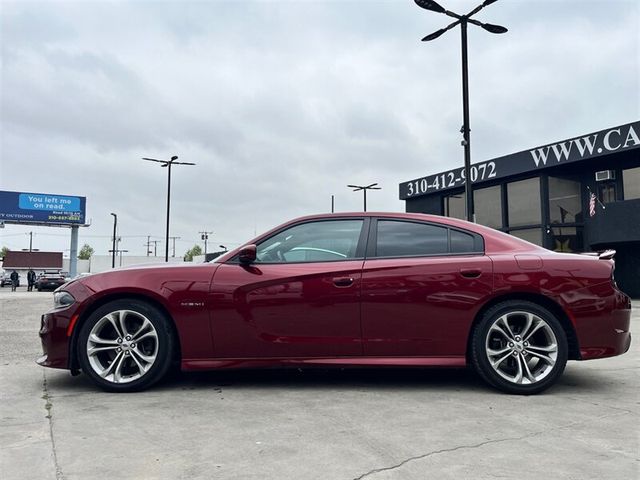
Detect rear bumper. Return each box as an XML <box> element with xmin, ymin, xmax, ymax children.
<box><xmin>579</xmin><ymin>307</ymin><xmax>631</xmax><ymax>360</ymax></box>
<box><xmin>37</xmin><ymin>282</ymin><xmax>65</xmax><ymax>290</ymax></box>
<box><xmin>561</xmin><ymin>284</ymin><xmax>632</xmax><ymax>360</ymax></box>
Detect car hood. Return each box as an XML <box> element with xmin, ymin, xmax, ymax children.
<box><xmin>63</xmin><ymin>262</ymin><xmax>221</xmax><ymax>294</ymax></box>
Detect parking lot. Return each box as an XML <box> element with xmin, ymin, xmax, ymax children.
<box><xmin>1</xmin><ymin>287</ymin><xmax>638</xmax><ymax>480</ymax></box>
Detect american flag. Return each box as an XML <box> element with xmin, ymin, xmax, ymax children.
<box><xmin>589</xmin><ymin>192</ymin><xmax>596</xmax><ymax>217</ymax></box>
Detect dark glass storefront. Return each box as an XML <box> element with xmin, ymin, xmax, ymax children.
<box><xmin>400</xmin><ymin>121</ymin><xmax>640</xmax><ymax>297</ymax></box>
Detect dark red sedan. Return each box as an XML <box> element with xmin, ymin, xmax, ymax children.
<box><xmin>37</xmin><ymin>213</ymin><xmax>631</xmax><ymax>394</ymax></box>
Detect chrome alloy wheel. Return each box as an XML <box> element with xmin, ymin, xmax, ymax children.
<box><xmin>485</xmin><ymin>311</ymin><xmax>558</xmax><ymax>385</ymax></box>
<box><xmin>86</xmin><ymin>310</ymin><xmax>159</xmax><ymax>384</ymax></box>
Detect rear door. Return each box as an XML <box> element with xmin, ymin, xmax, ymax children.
<box><xmin>361</xmin><ymin>218</ymin><xmax>493</xmax><ymax>357</ymax></box>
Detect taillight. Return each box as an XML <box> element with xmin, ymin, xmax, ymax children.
<box><xmin>611</xmin><ymin>261</ymin><xmax>617</xmax><ymax>288</ymax></box>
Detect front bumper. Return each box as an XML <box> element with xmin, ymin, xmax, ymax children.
<box><xmin>37</xmin><ymin>281</ymin><xmax>90</xmax><ymax>370</ymax></box>
<box><xmin>38</xmin><ymin>309</ymin><xmax>74</xmax><ymax>369</ymax></box>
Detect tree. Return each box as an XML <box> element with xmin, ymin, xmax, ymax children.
<box><xmin>1</xmin><ymin>246</ymin><xmax>9</xmax><ymax>260</ymax></box>
<box><xmin>184</xmin><ymin>245</ymin><xmax>203</xmax><ymax>262</ymax></box>
<box><xmin>78</xmin><ymin>244</ymin><xmax>94</xmax><ymax>260</ymax></box>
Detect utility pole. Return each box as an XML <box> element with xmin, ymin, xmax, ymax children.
<box><xmin>199</xmin><ymin>231</ymin><xmax>213</xmax><ymax>255</ymax></box>
<box><xmin>149</xmin><ymin>240</ymin><xmax>160</xmax><ymax>257</ymax></box>
<box><xmin>110</xmin><ymin>213</ymin><xmax>117</xmax><ymax>268</ymax></box>
<box><xmin>331</xmin><ymin>195</ymin><xmax>335</xmax><ymax>213</ymax></box>
<box><xmin>169</xmin><ymin>236</ymin><xmax>180</xmax><ymax>257</ymax></box>
<box><xmin>108</xmin><ymin>248</ymin><xmax>128</xmax><ymax>267</ymax></box>
<box><xmin>119</xmin><ymin>249</ymin><xmax>129</xmax><ymax>267</ymax></box>
<box><xmin>145</xmin><ymin>236</ymin><xmax>152</xmax><ymax>256</ymax></box>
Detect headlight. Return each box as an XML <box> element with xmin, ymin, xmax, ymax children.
<box><xmin>53</xmin><ymin>291</ymin><xmax>75</xmax><ymax>308</ymax></box>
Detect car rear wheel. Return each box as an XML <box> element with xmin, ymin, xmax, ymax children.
<box><xmin>471</xmin><ymin>300</ymin><xmax>568</xmax><ymax>395</ymax></box>
<box><xmin>77</xmin><ymin>299</ymin><xmax>174</xmax><ymax>392</ymax></box>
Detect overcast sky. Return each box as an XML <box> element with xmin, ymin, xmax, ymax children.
<box><xmin>1</xmin><ymin>0</ymin><xmax>638</xmax><ymax>258</ymax></box>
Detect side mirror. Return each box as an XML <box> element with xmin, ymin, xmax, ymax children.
<box><xmin>238</xmin><ymin>244</ymin><xmax>257</xmax><ymax>265</ymax></box>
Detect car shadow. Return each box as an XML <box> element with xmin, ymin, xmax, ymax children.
<box><xmin>551</xmin><ymin>366</ymin><xmax>629</xmax><ymax>394</ymax></box>
<box><xmin>43</xmin><ymin>364</ymin><xmax>619</xmax><ymax>396</ymax></box>
<box><xmin>160</xmin><ymin>366</ymin><xmax>486</xmax><ymax>393</ymax></box>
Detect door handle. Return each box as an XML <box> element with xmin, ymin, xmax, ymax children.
<box><xmin>459</xmin><ymin>268</ymin><xmax>482</xmax><ymax>279</ymax></box>
<box><xmin>333</xmin><ymin>277</ymin><xmax>354</xmax><ymax>287</ymax></box>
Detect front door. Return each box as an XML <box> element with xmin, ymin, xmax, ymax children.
<box><xmin>209</xmin><ymin>218</ymin><xmax>367</xmax><ymax>358</ymax></box>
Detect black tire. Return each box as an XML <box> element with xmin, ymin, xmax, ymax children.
<box><xmin>471</xmin><ymin>300</ymin><xmax>568</xmax><ymax>395</ymax></box>
<box><xmin>77</xmin><ymin>299</ymin><xmax>175</xmax><ymax>392</ymax></box>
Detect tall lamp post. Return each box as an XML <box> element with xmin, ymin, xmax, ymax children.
<box><xmin>347</xmin><ymin>183</ymin><xmax>381</xmax><ymax>212</ymax></box>
<box><xmin>110</xmin><ymin>213</ymin><xmax>117</xmax><ymax>268</ymax></box>
<box><xmin>143</xmin><ymin>155</ymin><xmax>196</xmax><ymax>262</ymax></box>
<box><xmin>414</xmin><ymin>0</ymin><xmax>507</xmax><ymax>222</ymax></box>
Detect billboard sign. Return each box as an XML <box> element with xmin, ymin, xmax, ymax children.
<box><xmin>0</xmin><ymin>191</ymin><xmax>86</xmax><ymax>225</ymax></box>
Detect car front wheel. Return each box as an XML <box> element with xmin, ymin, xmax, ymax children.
<box><xmin>77</xmin><ymin>299</ymin><xmax>174</xmax><ymax>392</ymax></box>
<box><xmin>471</xmin><ymin>300</ymin><xmax>568</xmax><ymax>395</ymax></box>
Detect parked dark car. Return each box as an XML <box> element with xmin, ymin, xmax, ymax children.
<box><xmin>36</xmin><ymin>271</ymin><xmax>66</xmax><ymax>291</ymax></box>
<box><xmin>37</xmin><ymin>213</ymin><xmax>632</xmax><ymax>394</ymax></box>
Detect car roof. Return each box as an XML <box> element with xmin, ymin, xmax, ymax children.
<box><xmin>214</xmin><ymin>211</ymin><xmax>543</xmax><ymax>263</ymax></box>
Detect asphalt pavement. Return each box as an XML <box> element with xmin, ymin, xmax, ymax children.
<box><xmin>1</xmin><ymin>287</ymin><xmax>638</xmax><ymax>480</ymax></box>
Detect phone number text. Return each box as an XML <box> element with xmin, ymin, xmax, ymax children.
<box><xmin>404</xmin><ymin>161</ymin><xmax>497</xmax><ymax>197</ymax></box>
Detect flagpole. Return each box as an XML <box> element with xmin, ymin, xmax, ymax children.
<box><xmin>586</xmin><ymin>185</ymin><xmax>606</xmax><ymax>218</ymax></box>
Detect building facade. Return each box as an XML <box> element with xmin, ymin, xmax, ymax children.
<box><xmin>1</xmin><ymin>251</ymin><xmax>64</xmax><ymax>282</ymax></box>
<box><xmin>399</xmin><ymin>121</ymin><xmax>640</xmax><ymax>297</ymax></box>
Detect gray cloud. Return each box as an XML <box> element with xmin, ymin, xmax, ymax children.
<box><xmin>1</xmin><ymin>0</ymin><xmax>638</xmax><ymax>256</ymax></box>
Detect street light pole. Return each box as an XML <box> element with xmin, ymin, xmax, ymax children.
<box><xmin>142</xmin><ymin>155</ymin><xmax>196</xmax><ymax>262</ymax></box>
<box><xmin>110</xmin><ymin>213</ymin><xmax>117</xmax><ymax>268</ymax></box>
<box><xmin>347</xmin><ymin>183</ymin><xmax>382</xmax><ymax>212</ymax></box>
<box><xmin>460</xmin><ymin>18</ymin><xmax>473</xmax><ymax>222</ymax></box>
<box><xmin>415</xmin><ymin>0</ymin><xmax>507</xmax><ymax>222</ymax></box>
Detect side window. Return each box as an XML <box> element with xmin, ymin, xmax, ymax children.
<box><xmin>376</xmin><ymin>220</ymin><xmax>448</xmax><ymax>257</ymax></box>
<box><xmin>450</xmin><ymin>229</ymin><xmax>475</xmax><ymax>253</ymax></box>
<box><xmin>375</xmin><ymin>220</ymin><xmax>483</xmax><ymax>257</ymax></box>
<box><xmin>256</xmin><ymin>220</ymin><xmax>363</xmax><ymax>263</ymax></box>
